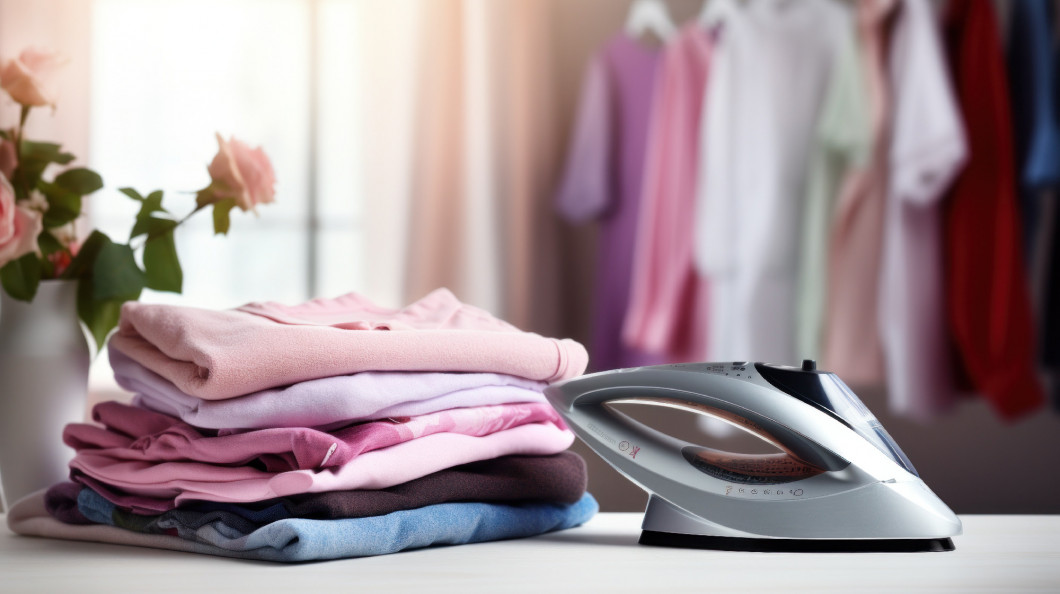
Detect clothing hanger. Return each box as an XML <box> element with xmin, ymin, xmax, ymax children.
<box><xmin>624</xmin><ymin>0</ymin><xmax>678</xmax><ymax>42</ymax></box>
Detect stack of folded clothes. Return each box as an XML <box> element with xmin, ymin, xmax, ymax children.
<box><xmin>12</xmin><ymin>289</ymin><xmax>596</xmax><ymax>562</ymax></box>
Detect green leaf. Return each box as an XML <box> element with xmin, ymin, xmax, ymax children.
<box><xmin>76</xmin><ymin>276</ymin><xmax>124</xmax><ymax>352</ymax></box>
<box><xmin>142</xmin><ymin>229</ymin><xmax>182</xmax><ymax>293</ymax></box>
<box><xmin>62</xmin><ymin>230</ymin><xmax>108</xmax><ymax>280</ymax></box>
<box><xmin>128</xmin><ymin>190</ymin><xmax>173</xmax><ymax>240</ymax></box>
<box><xmin>212</xmin><ymin>198</ymin><xmax>237</xmax><ymax>235</ymax></box>
<box><xmin>0</xmin><ymin>253</ymin><xmax>42</xmax><ymax>301</ymax></box>
<box><xmin>91</xmin><ymin>240</ymin><xmax>144</xmax><ymax>301</ymax></box>
<box><xmin>38</xmin><ymin>231</ymin><xmax>64</xmax><ymax>256</ymax></box>
<box><xmin>19</xmin><ymin>140</ymin><xmax>76</xmax><ymax>166</ymax></box>
<box><xmin>38</xmin><ymin>181</ymin><xmax>83</xmax><ymax>227</ymax></box>
<box><xmin>54</xmin><ymin>167</ymin><xmax>103</xmax><ymax>196</ymax></box>
<box><xmin>119</xmin><ymin>187</ymin><xmax>144</xmax><ymax>202</ymax></box>
<box><xmin>140</xmin><ymin>191</ymin><xmax>167</xmax><ymax>219</ymax></box>
<box><xmin>14</xmin><ymin>140</ymin><xmax>76</xmax><ymax>198</ymax></box>
<box><xmin>195</xmin><ymin>185</ymin><xmax>217</xmax><ymax>210</ymax></box>
<box><xmin>130</xmin><ymin>216</ymin><xmax>177</xmax><ymax>240</ymax></box>
<box><xmin>62</xmin><ymin>231</ymin><xmax>127</xmax><ymax>351</ymax></box>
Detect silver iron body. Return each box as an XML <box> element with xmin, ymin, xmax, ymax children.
<box><xmin>544</xmin><ymin>361</ymin><xmax>963</xmax><ymax>542</ymax></box>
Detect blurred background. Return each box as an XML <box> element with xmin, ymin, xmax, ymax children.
<box><xmin>1</xmin><ymin>0</ymin><xmax>1058</xmax><ymax>513</ymax></box>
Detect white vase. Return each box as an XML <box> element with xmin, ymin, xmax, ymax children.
<box><xmin>0</xmin><ymin>280</ymin><xmax>90</xmax><ymax>510</ymax></box>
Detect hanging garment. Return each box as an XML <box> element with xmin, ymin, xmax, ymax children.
<box><xmin>109</xmin><ymin>289</ymin><xmax>588</xmax><ymax>400</ymax></box>
<box><xmin>1006</xmin><ymin>0</ymin><xmax>1060</xmax><ymax>409</ymax></box>
<box><xmin>1045</xmin><ymin>10</ymin><xmax>1060</xmax><ymax>408</ymax></box>
<box><xmin>940</xmin><ymin>0</ymin><xmax>1044</xmax><ymax>420</ymax></box>
<box><xmin>822</xmin><ymin>0</ymin><xmax>900</xmax><ymax>385</ymax></box>
<box><xmin>696</xmin><ymin>0</ymin><xmax>854</xmax><ymax>364</ymax></box>
<box><xmin>623</xmin><ymin>25</ymin><xmax>713</xmax><ymax>362</ymax></box>
<box><xmin>1044</xmin><ymin>193</ymin><xmax>1060</xmax><ymax>407</ymax></box>
<box><xmin>795</xmin><ymin>10</ymin><xmax>873</xmax><ymax>362</ymax></box>
<box><xmin>555</xmin><ymin>33</ymin><xmax>666</xmax><ymax>371</ymax></box>
<box><xmin>878</xmin><ymin>0</ymin><xmax>967</xmax><ymax>421</ymax></box>
<box><xmin>1006</xmin><ymin>0</ymin><xmax>1060</xmax><ymax>269</ymax></box>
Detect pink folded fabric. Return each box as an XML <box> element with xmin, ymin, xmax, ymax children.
<box><xmin>69</xmin><ymin>422</ymin><xmax>574</xmax><ymax>513</ymax></box>
<box><xmin>108</xmin><ymin>288</ymin><xmax>588</xmax><ymax>400</ymax></box>
<box><xmin>111</xmin><ymin>348</ymin><xmax>549</xmax><ymax>431</ymax></box>
<box><xmin>64</xmin><ymin>401</ymin><xmax>562</xmax><ymax>473</ymax></box>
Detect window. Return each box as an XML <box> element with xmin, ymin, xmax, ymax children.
<box><xmin>87</xmin><ymin>0</ymin><xmax>366</xmax><ymax>390</ymax></box>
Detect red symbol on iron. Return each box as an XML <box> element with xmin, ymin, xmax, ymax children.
<box><xmin>628</xmin><ymin>446</ymin><xmax>641</xmax><ymax>459</ymax></box>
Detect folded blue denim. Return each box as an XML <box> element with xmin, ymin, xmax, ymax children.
<box><xmin>77</xmin><ymin>487</ymin><xmax>598</xmax><ymax>562</ymax></box>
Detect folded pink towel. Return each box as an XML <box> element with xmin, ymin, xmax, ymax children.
<box><xmin>70</xmin><ymin>423</ymin><xmax>574</xmax><ymax>513</ymax></box>
<box><xmin>108</xmin><ymin>288</ymin><xmax>588</xmax><ymax>400</ymax></box>
<box><xmin>65</xmin><ymin>400</ymin><xmax>563</xmax><ymax>472</ymax></box>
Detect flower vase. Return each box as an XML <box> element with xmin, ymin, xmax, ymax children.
<box><xmin>0</xmin><ymin>280</ymin><xmax>90</xmax><ymax>510</ymax></box>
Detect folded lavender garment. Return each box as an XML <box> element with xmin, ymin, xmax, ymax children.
<box><xmin>65</xmin><ymin>400</ymin><xmax>562</xmax><ymax>474</ymax></box>
<box><xmin>112</xmin><ymin>349</ymin><xmax>549</xmax><ymax>430</ymax></box>
<box><xmin>109</xmin><ymin>288</ymin><xmax>588</xmax><ymax>400</ymax></box>
<box><xmin>70</xmin><ymin>422</ymin><xmax>575</xmax><ymax>513</ymax></box>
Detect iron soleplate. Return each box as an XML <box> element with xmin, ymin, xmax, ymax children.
<box><xmin>639</xmin><ymin>530</ymin><xmax>955</xmax><ymax>553</ymax></box>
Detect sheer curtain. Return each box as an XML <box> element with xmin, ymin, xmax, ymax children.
<box><xmin>0</xmin><ymin>0</ymin><xmax>92</xmax><ymax>179</ymax></box>
<box><xmin>403</xmin><ymin>0</ymin><xmax>589</xmax><ymax>337</ymax></box>
<box><xmin>0</xmin><ymin>0</ymin><xmax>601</xmax><ymax>389</ymax></box>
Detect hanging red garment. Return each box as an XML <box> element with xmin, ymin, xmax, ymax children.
<box><xmin>941</xmin><ymin>0</ymin><xmax>1044</xmax><ymax>420</ymax></box>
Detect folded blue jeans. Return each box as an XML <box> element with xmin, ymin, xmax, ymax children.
<box><xmin>78</xmin><ymin>487</ymin><xmax>598</xmax><ymax>562</ymax></box>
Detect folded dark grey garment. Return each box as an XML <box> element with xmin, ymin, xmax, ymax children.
<box><xmin>48</xmin><ymin>452</ymin><xmax>587</xmax><ymax>535</ymax></box>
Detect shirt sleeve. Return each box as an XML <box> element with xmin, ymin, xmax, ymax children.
<box><xmin>554</xmin><ymin>52</ymin><xmax>614</xmax><ymax>223</ymax></box>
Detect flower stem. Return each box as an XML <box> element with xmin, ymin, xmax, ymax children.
<box><xmin>13</xmin><ymin>105</ymin><xmax>31</xmax><ymax>199</ymax></box>
<box><xmin>130</xmin><ymin>202</ymin><xmax>207</xmax><ymax>251</ymax></box>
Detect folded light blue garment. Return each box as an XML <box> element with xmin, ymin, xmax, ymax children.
<box><xmin>78</xmin><ymin>488</ymin><xmax>598</xmax><ymax>562</ymax></box>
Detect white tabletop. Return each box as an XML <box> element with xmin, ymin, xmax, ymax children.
<box><xmin>2</xmin><ymin>513</ymin><xmax>1058</xmax><ymax>593</ymax></box>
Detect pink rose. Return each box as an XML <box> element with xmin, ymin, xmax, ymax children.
<box><xmin>0</xmin><ymin>139</ymin><xmax>15</xmax><ymax>181</ymax></box>
<box><xmin>204</xmin><ymin>133</ymin><xmax>276</xmax><ymax>212</ymax></box>
<box><xmin>0</xmin><ymin>175</ymin><xmax>42</xmax><ymax>268</ymax></box>
<box><xmin>0</xmin><ymin>48</ymin><xmax>67</xmax><ymax>107</ymax></box>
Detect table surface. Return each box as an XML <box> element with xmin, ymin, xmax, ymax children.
<box><xmin>2</xmin><ymin>513</ymin><xmax>1058</xmax><ymax>593</ymax></box>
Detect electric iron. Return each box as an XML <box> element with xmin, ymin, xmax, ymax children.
<box><xmin>544</xmin><ymin>360</ymin><xmax>961</xmax><ymax>552</ymax></box>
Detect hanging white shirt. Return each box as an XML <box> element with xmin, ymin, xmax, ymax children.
<box><xmin>695</xmin><ymin>0</ymin><xmax>853</xmax><ymax>364</ymax></box>
<box><xmin>878</xmin><ymin>0</ymin><xmax>967</xmax><ymax>420</ymax></box>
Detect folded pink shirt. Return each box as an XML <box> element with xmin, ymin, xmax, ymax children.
<box><xmin>65</xmin><ymin>401</ymin><xmax>562</xmax><ymax>473</ymax></box>
<box><xmin>69</xmin><ymin>423</ymin><xmax>575</xmax><ymax>513</ymax></box>
<box><xmin>108</xmin><ymin>288</ymin><xmax>589</xmax><ymax>400</ymax></box>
